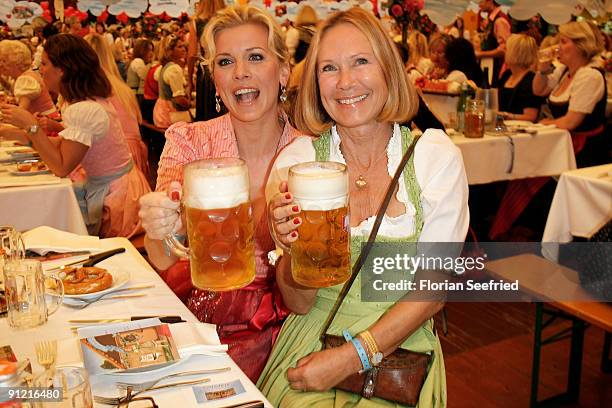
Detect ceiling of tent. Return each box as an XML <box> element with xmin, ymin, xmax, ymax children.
<box><xmin>421</xmin><ymin>0</ymin><xmax>609</xmax><ymax>26</ymax></box>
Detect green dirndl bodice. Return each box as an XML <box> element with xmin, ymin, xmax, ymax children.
<box><xmin>257</xmin><ymin>127</ymin><xmax>447</xmax><ymax>407</ymax></box>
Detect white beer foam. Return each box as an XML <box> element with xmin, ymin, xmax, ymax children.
<box><xmin>289</xmin><ymin>162</ymin><xmax>348</xmax><ymax>211</ymax></box>
<box><xmin>184</xmin><ymin>167</ymin><xmax>249</xmax><ymax>210</ymax></box>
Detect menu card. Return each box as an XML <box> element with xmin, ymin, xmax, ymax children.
<box><xmin>79</xmin><ymin>318</ymin><xmax>180</xmax><ymax>375</ymax></box>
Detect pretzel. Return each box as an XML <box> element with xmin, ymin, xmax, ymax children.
<box><xmin>61</xmin><ymin>266</ymin><xmax>113</xmax><ymax>295</ymax></box>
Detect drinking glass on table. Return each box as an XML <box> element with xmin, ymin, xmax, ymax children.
<box><xmin>34</xmin><ymin>366</ymin><xmax>92</xmax><ymax>408</ymax></box>
<box><xmin>464</xmin><ymin>99</ymin><xmax>485</xmax><ymax>138</ymax></box>
<box><xmin>0</xmin><ymin>226</ymin><xmax>25</xmax><ymax>286</ymax></box>
<box><xmin>3</xmin><ymin>259</ymin><xmax>64</xmax><ymax>329</ymax></box>
<box><xmin>164</xmin><ymin>158</ymin><xmax>256</xmax><ymax>291</ymax></box>
<box><xmin>284</xmin><ymin>161</ymin><xmax>350</xmax><ymax>288</ymax></box>
<box><xmin>475</xmin><ymin>88</ymin><xmax>498</xmax><ymax>131</ymax></box>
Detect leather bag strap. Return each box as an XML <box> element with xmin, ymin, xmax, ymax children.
<box><xmin>319</xmin><ymin>134</ymin><xmax>421</xmax><ymax>341</ymax></box>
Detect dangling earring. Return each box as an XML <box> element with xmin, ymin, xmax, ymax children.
<box><xmin>215</xmin><ymin>94</ymin><xmax>221</xmax><ymax>113</ymax></box>
<box><xmin>279</xmin><ymin>86</ymin><xmax>287</xmax><ymax>103</ymax></box>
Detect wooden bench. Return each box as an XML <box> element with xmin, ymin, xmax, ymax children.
<box><xmin>486</xmin><ymin>254</ymin><xmax>612</xmax><ymax>407</ymax></box>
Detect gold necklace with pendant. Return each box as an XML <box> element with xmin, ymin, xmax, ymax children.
<box><xmin>342</xmin><ymin>145</ymin><xmax>389</xmax><ymax>190</ymax></box>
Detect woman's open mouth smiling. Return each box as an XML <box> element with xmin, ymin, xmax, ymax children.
<box><xmin>234</xmin><ymin>88</ymin><xmax>260</xmax><ymax>103</ymax></box>
<box><xmin>337</xmin><ymin>94</ymin><xmax>368</xmax><ymax>105</ymax></box>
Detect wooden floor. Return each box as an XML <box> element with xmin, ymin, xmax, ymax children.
<box><xmin>437</xmin><ymin>303</ymin><xmax>611</xmax><ymax>407</ymax></box>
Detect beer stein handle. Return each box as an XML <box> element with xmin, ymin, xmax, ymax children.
<box><xmin>163</xmin><ymin>233</ymin><xmax>190</xmax><ymax>258</ymax></box>
<box><xmin>45</xmin><ymin>272</ymin><xmax>64</xmax><ymax>316</ymax></box>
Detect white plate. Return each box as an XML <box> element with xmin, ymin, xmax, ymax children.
<box><xmin>55</xmin><ymin>268</ymin><xmax>130</xmax><ymax>301</ymax></box>
<box><xmin>102</xmin><ymin>353</ymin><xmax>223</xmax><ymax>377</ymax></box>
<box><xmin>10</xmin><ymin>169</ymin><xmax>51</xmax><ymax>176</ymax></box>
<box><xmin>504</xmin><ymin>120</ymin><xmax>533</xmax><ymax>127</ymax></box>
<box><xmin>103</xmin><ymin>359</ymin><xmax>186</xmax><ymax>376</ymax></box>
<box><xmin>8</xmin><ymin>149</ymin><xmax>38</xmax><ymax>158</ymax></box>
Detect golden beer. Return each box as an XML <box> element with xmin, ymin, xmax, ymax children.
<box><xmin>292</xmin><ymin>207</ymin><xmax>350</xmax><ymax>287</ymax></box>
<box><xmin>176</xmin><ymin>158</ymin><xmax>256</xmax><ymax>291</ymax></box>
<box><xmin>288</xmin><ymin>162</ymin><xmax>350</xmax><ymax>288</ymax></box>
<box><xmin>186</xmin><ymin>202</ymin><xmax>255</xmax><ymax>291</ymax></box>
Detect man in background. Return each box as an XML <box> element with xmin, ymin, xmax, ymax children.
<box><xmin>476</xmin><ymin>0</ymin><xmax>511</xmax><ymax>84</ymax></box>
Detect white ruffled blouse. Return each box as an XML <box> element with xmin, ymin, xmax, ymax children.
<box><xmin>58</xmin><ymin>101</ymin><xmax>110</xmax><ymax>147</ymax></box>
<box><xmin>267</xmin><ymin>124</ymin><xmax>470</xmax><ymax>243</ymax></box>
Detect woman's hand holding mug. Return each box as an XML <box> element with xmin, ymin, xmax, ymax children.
<box><xmin>269</xmin><ymin>181</ymin><xmax>301</xmax><ymax>248</ymax></box>
<box><xmin>138</xmin><ymin>181</ymin><xmax>184</xmax><ymax>240</ymax></box>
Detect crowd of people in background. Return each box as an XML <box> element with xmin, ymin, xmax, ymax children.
<box><xmin>0</xmin><ymin>1</ymin><xmax>610</xmax><ymax>405</ymax></box>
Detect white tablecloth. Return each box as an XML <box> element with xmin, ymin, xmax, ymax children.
<box><xmin>542</xmin><ymin>164</ymin><xmax>612</xmax><ymax>261</ymax></box>
<box><xmin>451</xmin><ymin>127</ymin><xmax>576</xmax><ymax>185</ymax></box>
<box><xmin>0</xmin><ymin>178</ymin><xmax>87</xmax><ymax>234</ymax></box>
<box><xmin>543</xmin><ymin>163</ymin><xmax>612</xmax><ymax>243</ymax></box>
<box><xmin>0</xmin><ymin>237</ymin><xmax>271</xmax><ymax>407</ymax></box>
<box><xmin>0</xmin><ymin>143</ymin><xmax>87</xmax><ymax>235</ymax></box>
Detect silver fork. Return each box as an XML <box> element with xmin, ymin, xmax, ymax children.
<box><xmin>115</xmin><ymin>367</ymin><xmax>230</xmax><ymax>392</ymax></box>
<box><xmin>93</xmin><ymin>377</ymin><xmax>211</xmax><ymax>405</ymax></box>
<box><xmin>34</xmin><ymin>340</ymin><xmax>57</xmax><ymax>371</ymax></box>
<box><xmin>63</xmin><ymin>293</ymin><xmax>147</xmax><ymax>309</ymax></box>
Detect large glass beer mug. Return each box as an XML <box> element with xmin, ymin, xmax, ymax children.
<box><xmin>288</xmin><ymin>162</ymin><xmax>350</xmax><ymax>288</ymax></box>
<box><xmin>164</xmin><ymin>158</ymin><xmax>256</xmax><ymax>291</ymax></box>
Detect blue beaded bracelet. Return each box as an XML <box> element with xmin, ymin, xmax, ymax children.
<box><xmin>343</xmin><ymin>329</ymin><xmax>371</xmax><ymax>373</ymax></box>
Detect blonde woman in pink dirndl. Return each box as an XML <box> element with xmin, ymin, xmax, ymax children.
<box><xmin>138</xmin><ymin>5</ymin><xmax>302</xmax><ymax>381</ymax></box>
<box><xmin>85</xmin><ymin>33</ymin><xmax>150</xmax><ymax>178</ymax></box>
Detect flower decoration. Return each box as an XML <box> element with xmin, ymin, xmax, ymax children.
<box><xmin>383</xmin><ymin>0</ymin><xmax>435</xmax><ymax>37</ymax></box>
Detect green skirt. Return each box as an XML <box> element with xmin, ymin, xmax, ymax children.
<box><xmin>257</xmin><ymin>284</ymin><xmax>447</xmax><ymax>408</ymax></box>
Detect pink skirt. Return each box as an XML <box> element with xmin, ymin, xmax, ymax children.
<box><xmin>99</xmin><ymin>166</ymin><xmax>151</xmax><ymax>238</ymax></box>
<box><xmin>126</xmin><ymin>137</ymin><xmax>149</xmax><ymax>179</ymax></box>
<box><xmin>153</xmin><ymin>99</ymin><xmax>175</xmax><ymax>129</ymax></box>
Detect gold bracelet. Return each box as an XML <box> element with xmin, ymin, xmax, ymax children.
<box><xmin>359</xmin><ymin>330</ymin><xmax>383</xmax><ymax>366</ymax></box>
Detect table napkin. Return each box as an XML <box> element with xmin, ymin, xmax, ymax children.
<box><xmin>22</xmin><ymin>226</ymin><xmax>100</xmax><ymax>255</ymax></box>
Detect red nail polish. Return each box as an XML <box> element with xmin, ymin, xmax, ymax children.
<box><xmin>293</xmin><ymin>218</ymin><xmax>300</xmax><ymax>225</ymax></box>
<box><xmin>292</xmin><ymin>205</ymin><xmax>299</xmax><ymax>213</ymax></box>
<box><xmin>171</xmin><ymin>191</ymin><xmax>180</xmax><ymax>201</ymax></box>
<box><xmin>291</xmin><ymin>232</ymin><xmax>298</xmax><ymax>238</ymax></box>
<box><xmin>285</xmin><ymin>193</ymin><xmax>291</xmax><ymax>200</ymax></box>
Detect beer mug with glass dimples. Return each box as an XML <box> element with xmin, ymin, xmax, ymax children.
<box><xmin>164</xmin><ymin>158</ymin><xmax>256</xmax><ymax>291</ymax></box>
<box><xmin>287</xmin><ymin>162</ymin><xmax>350</xmax><ymax>288</ymax></box>
<box><xmin>4</xmin><ymin>259</ymin><xmax>64</xmax><ymax>329</ymax></box>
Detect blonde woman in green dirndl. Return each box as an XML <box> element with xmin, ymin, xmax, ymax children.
<box><xmin>258</xmin><ymin>7</ymin><xmax>469</xmax><ymax>408</ymax></box>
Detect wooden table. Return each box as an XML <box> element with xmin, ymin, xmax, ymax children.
<box><xmin>486</xmin><ymin>254</ymin><xmax>612</xmax><ymax>407</ymax></box>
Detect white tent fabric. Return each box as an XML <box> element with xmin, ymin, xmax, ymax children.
<box><xmin>420</xmin><ymin>0</ymin><xmax>607</xmax><ymax>26</ymax></box>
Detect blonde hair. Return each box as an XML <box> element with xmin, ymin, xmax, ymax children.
<box><xmin>505</xmin><ymin>34</ymin><xmax>537</xmax><ymax>69</ymax></box>
<box><xmin>539</xmin><ymin>34</ymin><xmax>558</xmax><ymax>50</ymax></box>
<box><xmin>0</xmin><ymin>40</ymin><xmax>32</xmax><ymax>74</ymax></box>
<box><xmin>296</xmin><ymin>5</ymin><xmax>318</xmax><ymax>27</ymax></box>
<box><xmin>84</xmin><ymin>33</ymin><xmax>142</xmax><ymax>122</ymax></box>
<box><xmin>428</xmin><ymin>33</ymin><xmax>451</xmax><ymax>53</ymax></box>
<box><xmin>408</xmin><ymin>31</ymin><xmax>429</xmax><ymax>66</ymax></box>
<box><xmin>201</xmin><ymin>5</ymin><xmax>288</xmax><ymax>76</ymax></box>
<box><xmin>195</xmin><ymin>0</ymin><xmax>226</xmax><ymax>20</ymax></box>
<box><xmin>559</xmin><ymin>21</ymin><xmax>602</xmax><ymax>61</ymax></box>
<box><xmin>294</xmin><ymin>7</ymin><xmax>418</xmax><ymax>135</ymax></box>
